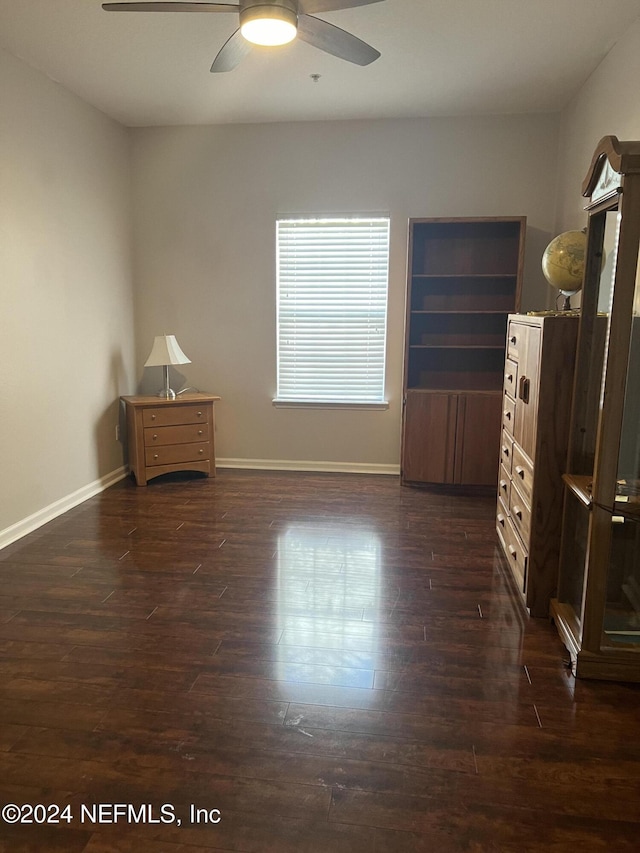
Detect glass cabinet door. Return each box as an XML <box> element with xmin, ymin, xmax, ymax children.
<box><xmin>603</xmin><ymin>256</ymin><xmax>640</xmax><ymax>648</ymax></box>
<box><xmin>615</xmin><ymin>258</ymin><xmax>640</xmax><ymax>493</ymax></box>
<box><xmin>603</xmin><ymin>516</ymin><xmax>640</xmax><ymax>646</ymax></box>
<box><xmin>557</xmin><ymin>490</ymin><xmax>590</xmax><ymax>621</ymax></box>
<box><xmin>557</xmin><ymin>208</ymin><xmax>620</xmax><ymax>627</ymax></box>
<box><xmin>567</xmin><ymin>208</ymin><xmax>619</xmax><ymax>477</ymax></box>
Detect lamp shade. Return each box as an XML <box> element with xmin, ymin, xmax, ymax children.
<box><xmin>144</xmin><ymin>335</ymin><xmax>191</xmax><ymax>367</ymax></box>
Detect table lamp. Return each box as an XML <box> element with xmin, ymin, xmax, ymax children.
<box><xmin>144</xmin><ymin>334</ymin><xmax>191</xmax><ymax>399</ymax></box>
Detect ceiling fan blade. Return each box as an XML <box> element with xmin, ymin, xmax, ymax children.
<box><xmin>102</xmin><ymin>3</ymin><xmax>238</xmax><ymax>12</ymax></box>
<box><xmin>210</xmin><ymin>28</ymin><xmax>252</xmax><ymax>72</ymax></box>
<box><xmin>297</xmin><ymin>14</ymin><xmax>380</xmax><ymax>65</ymax></box>
<box><xmin>300</xmin><ymin>0</ymin><xmax>384</xmax><ymax>13</ymax></box>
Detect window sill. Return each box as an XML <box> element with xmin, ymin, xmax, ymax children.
<box><xmin>272</xmin><ymin>399</ymin><xmax>389</xmax><ymax>411</ymax></box>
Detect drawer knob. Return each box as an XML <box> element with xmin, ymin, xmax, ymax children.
<box><xmin>510</xmin><ymin>335</ymin><xmax>517</xmax><ymax>344</ymax></box>
<box><xmin>502</xmin><ymin>446</ymin><xmax>509</xmax><ymax>457</ymax></box>
<box><xmin>515</xmin><ymin>465</ymin><xmax>525</xmax><ymax>479</ymax></box>
<box><xmin>198</xmin><ymin>430</ymin><xmax>203</xmax><ymax>436</ymax></box>
<box><xmin>153</xmin><ymin>454</ymin><xmax>159</xmax><ymax>460</ymax></box>
<box><xmin>152</xmin><ymin>434</ymin><xmax>158</xmax><ymax>440</ymax></box>
<box><xmin>508</xmin><ymin>545</ymin><xmax>517</xmax><ymax>559</ymax></box>
<box><xmin>151</xmin><ymin>414</ymin><xmax>156</xmax><ymax>420</ymax></box>
<box><xmin>199</xmin><ymin>449</ymin><xmax>204</xmax><ymax>455</ymax></box>
<box><xmin>504</xmin><ymin>411</ymin><xmax>511</xmax><ymax>420</ymax></box>
<box><xmin>515</xmin><ymin>507</ymin><xmax>522</xmax><ymax>520</ymax></box>
<box><xmin>505</xmin><ymin>373</ymin><xmax>513</xmax><ymax>382</ymax></box>
<box><xmin>197</xmin><ymin>411</ymin><xmax>203</xmax><ymax>417</ymax></box>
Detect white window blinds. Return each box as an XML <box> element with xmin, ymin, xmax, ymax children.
<box><xmin>276</xmin><ymin>217</ymin><xmax>390</xmax><ymax>405</ymax></box>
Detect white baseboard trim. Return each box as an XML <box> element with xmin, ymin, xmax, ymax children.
<box><xmin>0</xmin><ymin>461</ymin><xmax>398</xmax><ymax>551</ymax></box>
<box><xmin>0</xmin><ymin>466</ymin><xmax>128</xmax><ymax>551</ymax></box>
<box><xmin>217</xmin><ymin>458</ymin><xmax>400</xmax><ymax>476</ymax></box>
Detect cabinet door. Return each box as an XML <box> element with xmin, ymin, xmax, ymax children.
<box><xmin>455</xmin><ymin>393</ymin><xmax>502</xmax><ymax>485</ymax></box>
<box><xmin>402</xmin><ymin>391</ymin><xmax>457</xmax><ymax>483</ymax></box>
<box><xmin>511</xmin><ymin>323</ymin><xmax>541</xmax><ymax>459</ymax></box>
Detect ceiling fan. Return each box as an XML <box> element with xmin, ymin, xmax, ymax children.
<box><xmin>102</xmin><ymin>0</ymin><xmax>384</xmax><ymax>73</ymax></box>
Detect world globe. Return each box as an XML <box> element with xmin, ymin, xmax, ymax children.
<box><xmin>542</xmin><ymin>230</ymin><xmax>586</xmax><ymax>307</ymax></box>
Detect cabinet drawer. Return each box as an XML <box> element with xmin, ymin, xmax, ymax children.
<box><xmin>509</xmin><ymin>481</ymin><xmax>531</xmax><ymax>546</ymax></box>
<box><xmin>507</xmin><ymin>323</ymin><xmax>523</xmax><ymax>362</ymax></box>
<box><xmin>144</xmin><ymin>423</ymin><xmax>208</xmax><ymax>447</ymax></box>
<box><xmin>498</xmin><ymin>464</ymin><xmax>511</xmax><ymax>506</ymax></box>
<box><xmin>512</xmin><ymin>443</ymin><xmax>534</xmax><ymax>503</ymax></box>
<box><xmin>142</xmin><ymin>405</ymin><xmax>209</xmax><ymax>428</ymax></box>
<box><xmin>502</xmin><ymin>395</ymin><xmax>515</xmax><ymax>435</ymax></box>
<box><xmin>496</xmin><ymin>495</ymin><xmax>509</xmax><ymax>533</ymax></box>
<box><xmin>145</xmin><ymin>442</ymin><xmax>210</xmax><ymax>467</ymax></box>
<box><xmin>498</xmin><ymin>513</ymin><xmax>528</xmax><ymax>594</ymax></box>
<box><xmin>500</xmin><ymin>430</ymin><xmax>513</xmax><ymax>474</ymax></box>
<box><xmin>503</xmin><ymin>358</ymin><xmax>518</xmax><ymax>399</ymax></box>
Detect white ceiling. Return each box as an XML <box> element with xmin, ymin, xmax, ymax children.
<box><xmin>0</xmin><ymin>0</ymin><xmax>639</xmax><ymax>127</ymax></box>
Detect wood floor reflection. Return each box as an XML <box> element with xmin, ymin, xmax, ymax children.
<box><xmin>1</xmin><ymin>470</ymin><xmax>640</xmax><ymax>851</ymax></box>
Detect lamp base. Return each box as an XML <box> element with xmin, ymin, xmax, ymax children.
<box><xmin>157</xmin><ymin>365</ymin><xmax>176</xmax><ymax>399</ymax></box>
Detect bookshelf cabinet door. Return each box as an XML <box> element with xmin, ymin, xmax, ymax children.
<box><xmin>402</xmin><ymin>391</ymin><xmax>457</xmax><ymax>484</ymax></box>
<box><xmin>454</xmin><ymin>393</ymin><xmax>502</xmax><ymax>486</ymax></box>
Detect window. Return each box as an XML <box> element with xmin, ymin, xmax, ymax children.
<box><xmin>275</xmin><ymin>217</ymin><xmax>390</xmax><ymax>407</ymax></box>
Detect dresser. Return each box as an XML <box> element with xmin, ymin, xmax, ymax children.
<box><xmin>121</xmin><ymin>393</ymin><xmax>220</xmax><ymax>486</ymax></box>
<box><xmin>496</xmin><ymin>315</ymin><xmax>578</xmax><ymax>616</ymax></box>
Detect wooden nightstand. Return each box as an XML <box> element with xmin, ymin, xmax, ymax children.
<box><xmin>121</xmin><ymin>393</ymin><xmax>221</xmax><ymax>486</ymax></box>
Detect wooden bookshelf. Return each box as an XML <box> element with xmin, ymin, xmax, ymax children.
<box><xmin>401</xmin><ymin>217</ymin><xmax>525</xmax><ymax>487</ymax></box>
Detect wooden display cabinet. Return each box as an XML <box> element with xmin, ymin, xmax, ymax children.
<box><xmin>551</xmin><ymin>136</ymin><xmax>640</xmax><ymax>680</ymax></box>
<box><xmin>401</xmin><ymin>217</ymin><xmax>525</xmax><ymax>487</ymax></box>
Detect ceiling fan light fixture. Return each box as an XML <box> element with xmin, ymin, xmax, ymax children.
<box><xmin>240</xmin><ymin>4</ymin><xmax>297</xmax><ymax>46</ymax></box>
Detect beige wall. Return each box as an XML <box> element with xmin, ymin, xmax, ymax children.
<box><xmin>0</xmin><ymin>47</ymin><xmax>135</xmax><ymax>543</ymax></box>
<box><xmin>131</xmin><ymin>114</ymin><xmax>559</xmax><ymax>470</ymax></box>
<box><xmin>5</xmin><ymin>13</ymin><xmax>640</xmax><ymax>541</ymax></box>
<box><xmin>556</xmin><ymin>17</ymin><xmax>640</xmax><ymax>231</ymax></box>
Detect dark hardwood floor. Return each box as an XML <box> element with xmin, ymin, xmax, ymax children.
<box><xmin>1</xmin><ymin>470</ymin><xmax>639</xmax><ymax>852</ymax></box>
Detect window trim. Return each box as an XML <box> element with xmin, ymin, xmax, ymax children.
<box><xmin>272</xmin><ymin>399</ymin><xmax>390</xmax><ymax>410</ymax></box>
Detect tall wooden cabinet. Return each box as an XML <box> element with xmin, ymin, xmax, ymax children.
<box><xmin>496</xmin><ymin>315</ymin><xmax>578</xmax><ymax>616</ymax></box>
<box><xmin>551</xmin><ymin>136</ymin><xmax>640</xmax><ymax>680</ymax></box>
<box><xmin>401</xmin><ymin>217</ymin><xmax>526</xmax><ymax>488</ymax></box>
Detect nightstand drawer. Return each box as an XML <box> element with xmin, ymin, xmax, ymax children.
<box><xmin>512</xmin><ymin>443</ymin><xmax>534</xmax><ymax>503</ymax></box>
<box><xmin>144</xmin><ymin>423</ymin><xmax>208</xmax><ymax>446</ymax></box>
<box><xmin>142</xmin><ymin>405</ymin><xmax>209</xmax><ymax>428</ymax></box>
<box><xmin>145</xmin><ymin>442</ymin><xmax>210</xmax><ymax>467</ymax></box>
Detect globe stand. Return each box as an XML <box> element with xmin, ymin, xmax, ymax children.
<box><xmin>558</xmin><ymin>289</ymin><xmax>580</xmax><ymax>311</ymax></box>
